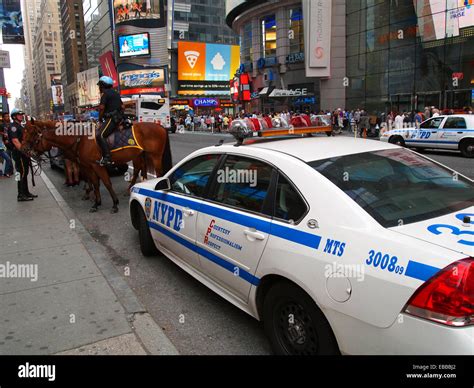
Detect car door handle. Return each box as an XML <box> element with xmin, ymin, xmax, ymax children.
<box><xmin>183</xmin><ymin>208</ymin><xmax>195</xmax><ymax>216</ymax></box>
<box><xmin>457</xmin><ymin>132</ymin><xmax>464</xmax><ymax>134</ymax></box>
<box><xmin>431</xmin><ymin>131</ymin><xmax>437</xmax><ymax>133</ymax></box>
<box><xmin>244</xmin><ymin>229</ymin><xmax>265</xmax><ymax>240</ymax></box>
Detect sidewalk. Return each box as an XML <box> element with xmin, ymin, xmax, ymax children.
<box><xmin>0</xmin><ymin>172</ymin><xmax>178</xmax><ymax>355</ymax></box>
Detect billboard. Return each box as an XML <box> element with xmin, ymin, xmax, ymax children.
<box><xmin>118</xmin><ymin>33</ymin><xmax>150</xmax><ymax>58</ymax></box>
<box><xmin>0</xmin><ymin>0</ymin><xmax>24</xmax><ymax>44</ymax></box>
<box><xmin>414</xmin><ymin>0</ymin><xmax>474</xmax><ymax>42</ymax></box>
<box><xmin>77</xmin><ymin>67</ymin><xmax>100</xmax><ymax>107</ymax></box>
<box><xmin>178</xmin><ymin>41</ymin><xmax>240</xmax><ymax>94</ymax></box>
<box><xmin>99</xmin><ymin>51</ymin><xmax>119</xmax><ymax>88</ymax></box>
<box><xmin>113</xmin><ymin>0</ymin><xmax>165</xmax><ymax>28</ymax></box>
<box><xmin>304</xmin><ymin>0</ymin><xmax>332</xmax><ymax>78</ymax></box>
<box><xmin>50</xmin><ymin>75</ymin><xmax>64</xmax><ymax>112</ymax></box>
<box><xmin>119</xmin><ymin>68</ymin><xmax>166</xmax><ymax>95</ymax></box>
<box><xmin>0</xmin><ymin>50</ymin><xmax>10</xmax><ymax>68</ymax></box>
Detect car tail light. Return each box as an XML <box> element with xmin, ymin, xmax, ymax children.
<box><xmin>404</xmin><ymin>258</ymin><xmax>474</xmax><ymax>327</ymax></box>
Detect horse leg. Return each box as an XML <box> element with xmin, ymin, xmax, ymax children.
<box><xmin>89</xmin><ymin>172</ymin><xmax>102</xmax><ymax>212</ymax></box>
<box><xmin>149</xmin><ymin>154</ymin><xmax>163</xmax><ymax>178</ymax></box>
<box><xmin>92</xmin><ymin>165</ymin><xmax>119</xmax><ymax>213</ymax></box>
<box><xmin>126</xmin><ymin>158</ymin><xmax>142</xmax><ymax>193</ymax></box>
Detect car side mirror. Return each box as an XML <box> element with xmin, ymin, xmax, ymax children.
<box><xmin>154</xmin><ymin>178</ymin><xmax>171</xmax><ymax>191</ymax></box>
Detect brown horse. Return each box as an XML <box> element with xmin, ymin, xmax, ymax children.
<box><xmin>23</xmin><ymin>120</ymin><xmax>172</xmax><ymax>213</ymax></box>
<box><xmin>23</xmin><ymin>122</ymin><xmax>145</xmax><ymax>201</ymax></box>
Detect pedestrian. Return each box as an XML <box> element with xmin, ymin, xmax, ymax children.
<box><xmin>145</xmin><ymin>0</ymin><xmax>152</xmax><ymax>17</ymax></box>
<box><xmin>415</xmin><ymin>111</ymin><xmax>423</xmax><ymax>128</ymax></box>
<box><xmin>0</xmin><ymin>129</ymin><xmax>12</xmax><ymax>178</ymax></box>
<box><xmin>424</xmin><ymin>106</ymin><xmax>431</xmax><ymax>120</ymax></box>
<box><xmin>0</xmin><ymin>112</ymin><xmax>13</xmax><ymax>176</ymax></box>
<box><xmin>394</xmin><ymin>111</ymin><xmax>404</xmax><ymax>129</ymax></box>
<box><xmin>133</xmin><ymin>0</ymin><xmax>141</xmax><ymax>19</ymax></box>
<box><xmin>8</xmin><ymin>108</ymin><xmax>37</xmax><ymax>201</ymax></box>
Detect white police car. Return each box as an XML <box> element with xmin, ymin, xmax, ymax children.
<box><xmin>380</xmin><ymin>114</ymin><xmax>474</xmax><ymax>158</ymax></box>
<box><xmin>129</xmin><ymin>135</ymin><xmax>474</xmax><ymax>355</ymax></box>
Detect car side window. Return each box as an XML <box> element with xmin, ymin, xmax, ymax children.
<box><xmin>420</xmin><ymin>117</ymin><xmax>443</xmax><ymax>129</ymax></box>
<box><xmin>443</xmin><ymin>117</ymin><xmax>467</xmax><ymax>129</ymax></box>
<box><xmin>169</xmin><ymin>154</ymin><xmax>220</xmax><ymax>197</ymax></box>
<box><xmin>212</xmin><ymin>155</ymin><xmax>273</xmax><ymax>214</ymax></box>
<box><xmin>274</xmin><ymin>174</ymin><xmax>307</xmax><ymax>223</ymax></box>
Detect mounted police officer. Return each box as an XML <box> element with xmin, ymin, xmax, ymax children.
<box><xmin>8</xmin><ymin>108</ymin><xmax>37</xmax><ymax>201</ymax></box>
<box><xmin>96</xmin><ymin>76</ymin><xmax>123</xmax><ymax>166</ymax></box>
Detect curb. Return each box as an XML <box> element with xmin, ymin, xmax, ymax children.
<box><xmin>40</xmin><ymin>171</ymin><xmax>179</xmax><ymax>355</ymax></box>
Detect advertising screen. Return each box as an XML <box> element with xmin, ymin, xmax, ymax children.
<box><xmin>119</xmin><ymin>33</ymin><xmax>150</xmax><ymax>58</ymax></box>
<box><xmin>119</xmin><ymin>68</ymin><xmax>166</xmax><ymax>95</ymax></box>
<box><xmin>113</xmin><ymin>0</ymin><xmax>165</xmax><ymax>28</ymax></box>
<box><xmin>50</xmin><ymin>75</ymin><xmax>64</xmax><ymax>110</ymax></box>
<box><xmin>0</xmin><ymin>0</ymin><xmax>24</xmax><ymax>44</ymax></box>
<box><xmin>414</xmin><ymin>0</ymin><xmax>474</xmax><ymax>42</ymax></box>
<box><xmin>178</xmin><ymin>41</ymin><xmax>240</xmax><ymax>95</ymax></box>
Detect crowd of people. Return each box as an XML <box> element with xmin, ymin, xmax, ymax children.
<box><xmin>172</xmin><ymin>105</ymin><xmax>473</xmax><ymax>137</ymax></box>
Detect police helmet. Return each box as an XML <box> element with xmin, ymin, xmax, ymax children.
<box><xmin>11</xmin><ymin>108</ymin><xmax>25</xmax><ymax>118</ymax></box>
<box><xmin>97</xmin><ymin>76</ymin><xmax>114</xmax><ymax>87</ymax></box>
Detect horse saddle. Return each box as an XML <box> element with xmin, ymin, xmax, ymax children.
<box><xmin>100</xmin><ymin>117</ymin><xmax>139</xmax><ymax>151</ymax></box>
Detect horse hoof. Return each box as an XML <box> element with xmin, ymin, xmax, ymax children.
<box><xmin>90</xmin><ymin>207</ymin><xmax>98</xmax><ymax>213</ymax></box>
<box><xmin>111</xmin><ymin>207</ymin><xmax>119</xmax><ymax>214</ymax></box>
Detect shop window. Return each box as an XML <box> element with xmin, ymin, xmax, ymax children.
<box><xmin>288</xmin><ymin>7</ymin><xmax>304</xmax><ymax>54</ymax></box>
<box><xmin>261</xmin><ymin>14</ymin><xmax>276</xmax><ymax>58</ymax></box>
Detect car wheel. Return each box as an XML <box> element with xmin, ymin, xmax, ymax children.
<box><xmin>459</xmin><ymin>139</ymin><xmax>474</xmax><ymax>158</ymax></box>
<box><xmin>137</xmin><ymin>207</ymin><xmax>159</xmax><ymax>257</ymax></box>
<box><xmin>389</xmin><ymin>135</ymin><xmax>405</xmax><ymax>147</ymax></box>
<box><xmin>263</xmin><ymin>281</ymin><xmax>340</xmax><ymax>355</ymax></box>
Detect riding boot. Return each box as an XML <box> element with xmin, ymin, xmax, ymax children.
<box><xmin>96</xmin><ymin>136</ymin><xmax>113</xmax><ymax>166</ymax></box>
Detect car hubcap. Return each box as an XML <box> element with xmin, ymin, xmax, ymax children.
<box><xmin>276</xmin><ymin>301</ymin><xmax>318</xmax><ymax>355</ymax></box>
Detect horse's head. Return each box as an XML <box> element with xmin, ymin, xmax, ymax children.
<box><xmin>23</xmin><ymin>120</ymin><xmax>54</xmax><ymax>156</ymax></box>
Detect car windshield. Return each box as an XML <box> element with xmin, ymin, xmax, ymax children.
<box><xmin>308</xmin><ymin>149</ymin><xmax>474</xmax><ymax>227</ymax></box>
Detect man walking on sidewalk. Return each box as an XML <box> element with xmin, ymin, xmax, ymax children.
<box><xmin>8</xmin><ymin>108</ymin><xmax>37</xmax><ymax>201</ymax></box>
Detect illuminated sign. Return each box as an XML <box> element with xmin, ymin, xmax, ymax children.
<box><xmin>178</xmin><ymin>41</ymin><xmax>240</xmax><ymax>94</ymax></box>
<box><xmin>119</xmin><ymin>68</ymin><xmax>166</xmax><ymax>95</ymax></box>
<box><xmin>193</xmin><ymin>98</ymin><xmax>219</xmax><ymax>107</ymax></box>
<box><xmin>113</xmin><ymin>0</ymin><xmax>165</xmax><ymax>29</ymax></box>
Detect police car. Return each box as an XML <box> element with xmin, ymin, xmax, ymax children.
<box><xmin>129</xmin><ymin>131</ymin><xmax>474</xmax><ymax>355</ymax></box>
<box><xmin>380</xmin><ymin>114</ymin><xmax>474</xmax><ymax>158</ymax></box>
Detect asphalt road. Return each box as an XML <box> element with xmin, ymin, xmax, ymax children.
<box><xmin>42</xmin><ymin>131</ymin><xmax>473</xmax><ymax>355</ymax></box>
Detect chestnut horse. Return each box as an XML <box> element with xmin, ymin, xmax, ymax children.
<box><xmin>23</xmin><ymin>120</ymin><xmax>172</xmax><ymax>213</ymax></box>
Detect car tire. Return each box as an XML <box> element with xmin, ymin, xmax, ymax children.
<box><xmin>263</xmin><ymin>281</ymin><xmax>340</xmax><ymax>355</ymax></box>
<box><xmin>389</xmin><ymin>135</ymin><xmax>405</xmax><ymax>147</ymax></box>
<box><xmin>137</xmin><ymin>207</ymin><xmax>159</xmax><ymax>257</ymax></box>
<box><xmin>459</xmin><ymin>139</ymin><xmax>474</xmax><ymax>158</ymax></box>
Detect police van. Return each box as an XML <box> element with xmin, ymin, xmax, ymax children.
<box><xmin>123</xmin><ymin>97</ymin><xmax>171</xmax><ymax>129</ymax></box>
<box><xmin>380</xmin><ymin>114</ymin><xmax>474</xmax><ymax>158</ymax></box>
<box><xmin>129</xmin><ymin>126</ymin><xmax>474</xmax><ymax>355</ymax></box>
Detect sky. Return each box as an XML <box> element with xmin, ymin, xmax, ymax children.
<box><xmin>3</xmin><ymin>44</ymin><xmax>25</xmax><ymax>110</ymax></box>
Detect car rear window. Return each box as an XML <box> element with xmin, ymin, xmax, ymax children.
<box><xmin>308</xmin><ymin>149</ymin><xmax>474</xmax><ymax>227</ymax></box>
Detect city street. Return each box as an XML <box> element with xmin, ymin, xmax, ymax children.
<box><xmin>37</xmin><ymin>132</ymin><xmax>472</xmax><ymax>355</ymax></box>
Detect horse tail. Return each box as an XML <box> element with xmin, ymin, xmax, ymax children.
<box><xmin>161</xmin><ymin>128</ymin><xmax>172</xmax><ymax>175</ymax></box>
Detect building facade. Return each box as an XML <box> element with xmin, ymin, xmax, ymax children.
<box><xmin>83</xmin><ymin>0</ymin><xmax>113</xmax><ymax>68</ymax></box>
<box><xmin>346</xmin><ymin>0</ymin><xmax>474</xmax><ymax>114</ymax></box>
<box><xmin>226</xmin><ymin>0</ymin><xmax>346</xmax><ymax>114</ymax></box>
<box><xmin>21</xmin><ymin>0</ymin><xmax>42</xmax><ymax>114</ymax></box>
<box><xmin>32</xmin><ymin>0</ymin><xmax>64</xmax><ymax>118</ymax></box>
<box><xmin>59</xmin><ymin>0</ymin><xmax>88</xmax><ymax>115</ymax></box>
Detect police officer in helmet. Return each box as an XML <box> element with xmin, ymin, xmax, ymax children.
<box><xmin>9</xmin><ymin>108</ymin><xmax>37</xmax><ymax>201</ymax></box>
<box><xmin>96</xmin><ymin>76</ymin><xmax>123</xmax><ymax>166</ymax></box>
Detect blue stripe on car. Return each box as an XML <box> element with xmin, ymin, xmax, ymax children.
<box><xmin>137</xmin><ymin>188</ymin><xmax>322</xmax><ymax>250</ymax></box>
<box><xmin>405</xmin><ymin>260</ymin><xmax>440</xmax><ymax>281</ymax></box>
<box><xmin>404</xmin><ymin>140</ymin><xmax>459</xmax><ymax>144</ymax></box>
<box><xmin>148</xmin><ymin>221</ymin><xmax>261</xmax><ymax>285</ymax></box>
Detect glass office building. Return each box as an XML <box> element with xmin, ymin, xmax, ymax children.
<box><xmin>346</xmin><ymin>0</ymin><xmax>474</xmax><ymax>113</ymax></box>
